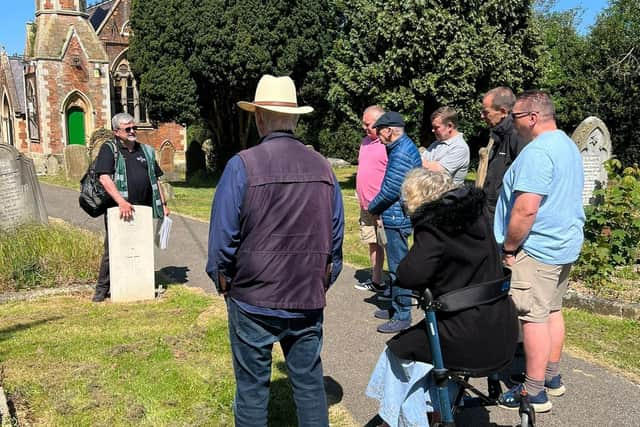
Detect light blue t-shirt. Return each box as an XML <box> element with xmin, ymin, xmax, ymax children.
<box><xmin>494</xmin><ymin>130</ymin><xmax>585</xmax><ymax>264</ymax></box>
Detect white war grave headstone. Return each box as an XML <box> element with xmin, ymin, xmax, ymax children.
<box><xmin>107</xmin><ymin>205</ymin><xmax>155</xmax><ymax>302</ymax></box>
<box><xmin>571</xmin><ymin>116</ymin><xmax>612</xmax><ymax>205</ymax></box>
<box><xmin>0</xmin><ymin>144</ymin><xmax>48</xmax><ymax>231</ymax></box>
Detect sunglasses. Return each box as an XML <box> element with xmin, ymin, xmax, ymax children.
<box><xmin>510</xmin><ymin>111</ymin><xmax>538</xmax><ymax>120</ymax></box>
<box><xmin>120</xmin><ymin>126</ymin><xmax>137</xmax><ymax>133</ymax></box>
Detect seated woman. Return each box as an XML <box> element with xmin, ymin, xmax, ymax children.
<box><xmin>366</xmin><ymin>169</ymin><xmax>518</xmax><ymax>427</ymax></box>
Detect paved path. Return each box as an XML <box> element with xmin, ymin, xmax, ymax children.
<box><xmin>41</xmin><ymin>182</ymin><xmax>640</xmax><ymax>426</ymax></box>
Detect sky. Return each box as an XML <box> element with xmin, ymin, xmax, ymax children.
<box><xmin>0</xmin><ymin>0</ymin><xmax>610</xmax><ymax>57</ymax></box>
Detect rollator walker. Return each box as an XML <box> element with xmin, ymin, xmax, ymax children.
<box><xmin>406</xmin><ymin>270</ymin><xmax>535</xmax><ymax>427</ymax></box>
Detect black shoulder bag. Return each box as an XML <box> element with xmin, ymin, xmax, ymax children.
<box><xmin>79</xmin><ymin>141</ymin><xmax>118</xmax><ymax>217</ymax></box>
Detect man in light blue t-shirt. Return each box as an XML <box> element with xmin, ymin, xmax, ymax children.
<box><xmin>494</xmin><ymin>91</ymin><xmax>585</xmax><ymax>413</ymax></box>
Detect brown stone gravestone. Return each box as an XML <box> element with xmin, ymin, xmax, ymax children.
<box><xmin>64</xmin><ymin>145</ymin><xmax>90</xmax><ymax>181</ymax></box>
<box><xmin>159</xmin><ymin>141</ymin><xmax>176</xmax><ymax>180</ymax></box>
<box><xmin>0</xmin><ymin>144</ymin><xmax>48</xmax><ymax>231</ymax></box>
<box><xmin>571</xmin><ymin>116</ymin><xmax>612</xmax><ymax>205</ymax></box>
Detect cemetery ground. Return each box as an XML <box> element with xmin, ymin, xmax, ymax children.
<box><xmin>0</xmin><ymin>171</ymin><xmax>636</xmax><ymax>425</ymax></box>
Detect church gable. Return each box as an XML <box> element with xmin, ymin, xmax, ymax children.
<box><xmin>95</xmin><ymin>0</ymin><xmax>130</xmax><ymax>45</ymax></box>
<box><xmin>31</xmin><ymin>14</ymin><xmax>108</xmax><ymax>62</ymax></box>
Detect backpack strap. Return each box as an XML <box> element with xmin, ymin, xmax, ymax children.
<box><xmin>434</xmin><ymin>273</ymin><xmax>511</xmax><ymax>312</ymax></box>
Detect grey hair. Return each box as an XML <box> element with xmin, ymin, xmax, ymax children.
<box><xmin>256</xmin><ymin>108</ymin><xmax>299</xmax><ymax>133</ymax></box>
<box><xmin>485</xmin><ymin>86</ymin><xmax>516</xmax><ymax>112</ymax></box>
<box><xmin>112</xmin><ymin>113</ymin><xmax>135</xmax><ymax>130</ymax></box>
<box><xmin>516</xmin><ymin>90</ymin><xmax>556</xmax><ymax>119</ymax></box>
<box><xmin>364</xmin><ymin>105</ymin><xmax>385</xmax><ymax>118</ymax></box>
<box><xmin>401</xmin><ymin>168</ymin><xmax>455</xmax><ymax>216</ymax></box>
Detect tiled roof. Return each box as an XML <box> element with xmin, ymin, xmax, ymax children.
<box><xmin>87</xmin><ymin>0</ymin><xmax>114</xmax><ymax>30</ymax></box>
<box><xmin>9</xmin><ymin>57</ymin><xmax>26</xmax><ymax>114</ymax></box>
<box><xmin>31</xmin><ymin>14</ymin><xmax>108</xmax><ymax>61</ymax></box>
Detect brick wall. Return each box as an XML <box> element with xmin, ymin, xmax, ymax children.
<box><xmin>38</xmin><ymin>34</ymin><xmax>109</xmax><ymax>154</ymax></box>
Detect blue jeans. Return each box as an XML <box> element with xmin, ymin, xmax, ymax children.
<box><xmin>226</xmin><ymin>298</ymin><xmax>329</xmax><ymax>427</ymax></box>
<box><xmin>385</xmin><ymin>226</ymin><xmax>412</xmax><ymax>322</ymax></box>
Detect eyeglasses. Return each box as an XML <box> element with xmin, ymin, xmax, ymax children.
<box><xmin>510</xmin><ymin>111</ymin><xmax>538</xmax><ymax>120</ymax></box>
<box><xmin>120</xmin><ymin>126</ymin><xmax>137</xmax><ymax>133</ymax></box>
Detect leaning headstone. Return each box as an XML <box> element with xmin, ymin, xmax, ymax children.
<box><xmin>107</xmin><ymin>205</ymin><xmax>155</xmax><ymax>302</ymax></box>
<box><xmin>571</xmin><ymin>116</ymin><xmax>612</xmax><ymax>205</ymax></box>
<box><xmin>64</xmin><ymin>145</ymin><xmax>90</xmax><ymax>181</ymax></box>
<box><xmin>0</xmin><ymin>145</ymin><xmax>48</xmax><ymax>231</ymax></box>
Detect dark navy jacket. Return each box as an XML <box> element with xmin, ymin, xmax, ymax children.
<box><xmin>368</xmin><ymin>133</ymin><xmax>422</xmax><ymax>229</ymax></box>
<box><xmin>206</xmin><ymin>132</ymin><xmax>344</xmax><ymax>312</ymax></box>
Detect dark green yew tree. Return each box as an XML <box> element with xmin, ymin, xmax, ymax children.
<box><xmin>129</xmin><ymin>0</ymin><xmax>338</xmax><ymax>169</ymax></box>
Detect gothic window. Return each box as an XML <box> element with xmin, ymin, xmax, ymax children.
<box><xmin>111</xmin><ymin>58</ymin><xmax>148</xmax><ymax>124</ymax></box>
<box><xmin>26</xmin><ymin>80</ymin><xmax>39</xmax><ymax>141</ymax></box>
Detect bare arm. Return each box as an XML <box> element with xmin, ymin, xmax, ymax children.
<box><xmin>422</xmin><ymin>159</ymin><xmax>444</xmax><ymax>171</ymax></box>
<box><xmin>503</xmin><ymin>191</ymin><xmax>543</xmax><ymax>265</ymax></box>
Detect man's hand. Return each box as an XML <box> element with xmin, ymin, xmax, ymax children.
<box><xmin>118</xmin><ymin>200</ymin><xmax>134</xmax><ymax>221</ymax></box>
<box><xmin>163</xmin><ymin>204</ymin><xmax>171</xmax><ymax>217</ymax></box>
<box><xmin>502</xmin><ymin>254</ymin><xmax>516</xmax><ymax>266</ymax></box>
<box><xmin>374</xmin><ymin>216</ymin><xmax>383</xmax><ymax>228</ymax></box>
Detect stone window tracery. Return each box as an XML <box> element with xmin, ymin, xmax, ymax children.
<box><xmin>111</xmin><ymin>58</ymin><xmax>148</xmax><ymax>124</ymax></box>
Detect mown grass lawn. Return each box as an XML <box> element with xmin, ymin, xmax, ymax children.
<box><xmin>0</xmin><ymin>288</ymin><xmax>356</xmax><ymax>426</ymax></box>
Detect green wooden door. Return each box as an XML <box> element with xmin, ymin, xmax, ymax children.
<box><xmin>67</xmin><ymin>108</ymin><xmax>85</xmax><ymax>145</ymax></box>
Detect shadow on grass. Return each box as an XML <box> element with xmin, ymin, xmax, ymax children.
<box><xmin>156</xmin><ymin>266</ymin><xmax>190</xmax><ymax>286</ymax></box>
<box><xmin>268</xmin><ymin>361</ymin><xmax>344</xmax><ymax>426</ymax></box>
<box><xmin>0</xmin><ymin>316</ymin><xmax>64</xmax><ymax>344</ymax></box>
<box><xmin>338</xmin><ymin>172</ymin><xmax>356</xmax><ymax>190</ymax></box>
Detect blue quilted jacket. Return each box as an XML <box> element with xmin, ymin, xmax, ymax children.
<box><xmin>368</xmin><ymin>133</ymin><xmax>422</xmax><ymax>229</ymax></box>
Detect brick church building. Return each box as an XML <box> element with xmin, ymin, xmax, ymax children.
<box><xmin>0</xmin><ymin>0</ymin><xmax>185</xmax><ymax>179</ymax></box>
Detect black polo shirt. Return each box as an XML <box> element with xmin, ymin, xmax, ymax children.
<box><xmin>95</xmin><ymin>140</ymin><xmax>163</xmax><ymax>206</ymax></box>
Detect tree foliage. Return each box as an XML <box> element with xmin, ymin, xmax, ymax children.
<box><xmin>129</xmin><ymin>0</ymin><xmax>338</xmax><ymax>169</ymax></box>
<box><xmin>325</xmin><ymin>0</ymin><xmax>541</xmax><ymax>156</ymax></box>
<box><xmin>532</xmin><ymin>1</ymin><xmax>596</xmax><ymax>133</ymax></box>
<box><xmin>588</xmin><ymin>0</ymin><xmax>640</xmax><ymax>164</ymax></box>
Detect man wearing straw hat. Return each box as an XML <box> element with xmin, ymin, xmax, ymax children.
<box><xmin>206</xmin><ymin>75</ymin><xmax>345</xmax><ymax>427</ymax></box>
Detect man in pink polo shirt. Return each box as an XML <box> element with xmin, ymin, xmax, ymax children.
<box><xmin>354</xmin><ymin>105</ymin><xmax>388</xmax><ymax>293</ymax></box>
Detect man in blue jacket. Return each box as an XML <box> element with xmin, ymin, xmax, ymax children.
<box><xmin>368</xmin><ymin>111</ymin><xmax>422</xmax><ymax>333</ymax></box>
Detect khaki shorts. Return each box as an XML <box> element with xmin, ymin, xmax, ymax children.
<box><xmin>359</xmin><ymin>208</ymin><xmax>378</xmax><ymax>244</ymax></box>
<box><xmin>508</xmin><ymin>251</ymin><xmax>572</xmax><ymax>323</ymax></box>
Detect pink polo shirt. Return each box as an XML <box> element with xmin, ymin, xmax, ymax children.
<box><xmin>356</xmin><ymin>136</ymin><xmax>388</xmax><ymax>210</ymax></box>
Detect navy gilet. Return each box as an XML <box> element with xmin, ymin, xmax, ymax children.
<box><xmin>229</xmin><ymin>132</ymin><xmax>335</xmax><ymax>310</ymax></box>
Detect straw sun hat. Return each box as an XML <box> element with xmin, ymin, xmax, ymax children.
<box><xmin>237</xmin><ymin>75</ymin><xmax>313</xmax><ymax>115</ymax></box>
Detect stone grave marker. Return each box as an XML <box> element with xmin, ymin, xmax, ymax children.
<box><xmin>0</xmin><ymin>144</ymin><xmax>48</xmax><ymax>231</ymax></box>
<box><xmin>571</xmin><ymin>116</ymin><xmax>612</xmax><ymax>205</ymax></box>
<box><xmin>46</xmin><ymin>155</ymin><xmax>60</xmax><ymax>175</ymax></box>
<box><xmin>159</xmin><ymin>141</ymin><xmax>176</xmax><ymax>180</ymax></box>
<box><xmin>64</xmin><ymin>145</ymin><xmax>90</xmax><ymax>181</ymax></box>
<box><xmin>107</xmin><ymin>205</ymin><xmax>155</xmax><ymax>302</ymax></box>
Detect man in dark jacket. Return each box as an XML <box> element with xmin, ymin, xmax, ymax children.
<box><xmin>368</xmin><ymin>111</ymin><xmax>422</xmax><ymax>334</ymax></box>
<box><xmin>206</xmin><ymin>75</ymin><xmax>344</xmax><ymax>427</ymax></box>
<box><xmin>480</xmin><ymin>87</ymin><xmax>527</xmax><ymax>220</ymax></box>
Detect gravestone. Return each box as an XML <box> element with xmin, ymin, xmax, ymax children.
<box><xmin>64</xmin><ymin>145</ymin><xmax>90</xmax><ymax>181</ymax></box>
<box><xmin>571</xmin><ymin>116</ymin><xmax>612</xmax><ymax>205</ymax></box>
<box><xmin>88</xmin><ymin>128</ymin><xmax>113</xmax><ymax>161</ymax></box>
<box><xmin>107</xmin><ymin>205</ymin><xmax>155</xmax><ymax>302</ymax></box>
<box><xmin>0</xmin><ymin>145</ymin><xmax>48</xmax><ymax>231</ymax></box>
<box><xmin>159</xmin><ymin>141</ymin><xmax>176</xmax><ymax>180</ymax></box>
<box><xmin>46</xmin><ymin>155</ymin><xmax>60</xmax><ymax>175</ymax></box>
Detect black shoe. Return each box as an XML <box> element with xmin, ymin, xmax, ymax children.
<box><xmin>92</xmin><ymin>288</ymin><xmax>109</xmax><ymax>302</ymax></box>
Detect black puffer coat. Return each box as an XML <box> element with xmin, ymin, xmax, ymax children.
<box><xmin>387</xmin><ymin>186</ymin><xmax>518</xmax><ymax>372</ymax></box>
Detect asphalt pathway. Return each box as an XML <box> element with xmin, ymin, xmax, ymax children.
<box><xmin>40</xmin><ymin>182</ymin><xmax>640</xmax><ymax>426</ymax></box>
